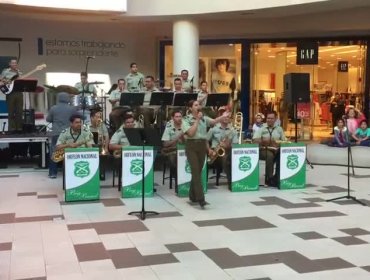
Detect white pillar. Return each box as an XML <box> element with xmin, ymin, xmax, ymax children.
<box><xmin>173</xmin><ymin>20</ymin><xmax>199</xmax><ymax>87</ymax></box>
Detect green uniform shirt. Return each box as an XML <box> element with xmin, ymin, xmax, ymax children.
<box><xmin>1</xmin><ymin>68</ymin><xmax>20</xmax><ymax>80</ymax></box>
<box><xmin>197</xmin><ymin>91</ymin><xmax>208</xmax><ymax>107</ymax></box>
<box><xmin>56</xmin><ymin>126</ymin><xmax>94</xmax><ymax>146</ymax></box>
<box><xmin>109</xmin><ymin>89</ymin><xmax>129</xmax><ymax>107</ymax></box>
<box><xmin>182</xmin><ymin>114</ymin><xmax>212</xmax><ymax>140</ymax></box>
<box><xmin>207</xmin><ymin>123</ymin><xmax>238</xmax><ymax>148</ymax></box>
<box><xmin>161</xmin><ymin>120</ymin><xmax>183</xmax><ymax>141</ymax></box>
<box><xmin>125</xmin><ymin>72</ymin><xmax>145</xmax><ymax>92</ymax></box>
<box><xmin>74</xmin><ymin>82</ymin><xmax>97</xmax><ymax>96</ymax></box>
<box><xmin>182</xmin><ymin>79</ymin><xmax>191</xmax><ymax>93</ymax></box>
<box><xmin>143</xmin><ymin>87</ymin><xmax>159</xmax><ymax>106</ymax></box>
<box><xmin>110</xmin><ymin>126</ymin><xmax>130</xmax><ymax>145</ymax></box>
<box><xmin>252</xmin><ymin>124</ymin><xmax>287</xmax><ymax>142</ymax></box>
<box><xmin>89</xmin><ymin>123</ymin><xmax>109</xmax><ymax>145</ymax></box>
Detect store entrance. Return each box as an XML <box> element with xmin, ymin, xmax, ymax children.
<box><xmin>250</xmin><ymin>41</ymin><xmax>366</xmax><ymax>141</ymax></box>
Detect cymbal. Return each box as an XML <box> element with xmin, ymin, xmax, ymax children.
<box><xmin>88</xmin><ymin>81</ymin><xmax>104</xmax><ymax>85</ymax></box>
<box><xmin>56</xmin><ymin>85</ymin><xmax>79</xmax><ymax>95</ymax></box>
<box><xmin>44</xmin><ymin>84</ymin><xmax>57</xmax><ymax>90</ymax></box>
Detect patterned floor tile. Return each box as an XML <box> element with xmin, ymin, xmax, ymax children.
<box><xmin>15</xmin><ymin>215</ymin><xmax>64</xmax><ymax>223</ymax></box>
<box><xmin>203</xmin><ymin>248</ymin><xmax>355</xmax><ymax>273</ymax></box>
<box><xmin>165</xmin><ymin>242</ymin><xmax>199</xmax><ymax>253</ymax></box>
<box><xmin>101</xmin><ymin>198</ymin><xmax>125</xmax><ymax>207</ymax></box>
<box><xmin>0</xmin><ymin>213</ymin><xmax>15</xmax><ymax>224</ymax></box>
<box><xmin>145</xmin><ymin>211</ymin><xmax>183</xmax><ymax>219</ymax></box>
<box><xmin>17</xmin><ymin>192</ymin><xmax>37</xmax><ymax>196</ymax></box>
<box><xmin>293</xmin><ymin>231</ymin><xmax>327</xmax><ymax>240</ymax></box>
<box><xmin>340</xmin><ymin>228</ymin><xmax>370</xmax><ymax>236</ymax></box>
<box><xmin>194</xmin><ymin>217</ymin><xmax>276</xmax><ymax>231</ymax></box>
<box><xmin>318</xmin><ymin>185</ymin><xmax>349</xmax><ymax>193</ymax></box>
<box><xmin>0</xmin><ymin>242</ymin><xmax>12</xmax><ymax>251</ymax></box>
<box><xmin>252</xmin><ymin>196</ymin><xmax>320</xmax><ymax>208</ymax></box>
<box><xmin>68</xmin><ymin>220</ymin><xmax>148</xmax><ymax>234</ymax></box>
<box><xmin>332</xmin><ymin>236</ymin><xmax>368</xmax><ymax>245</ymax></box>
<box><xmin>280</xmin><ymin>211</ymin><xmax>346</xmax><ymax>220</ymax></box>
<box><xmin>74</xmin><ymin>242</ymin><xmax>110</xmax><ymax>262</ymax></box>
<box><xmin>37</xmin><ymin>194</ymin><xmax>58</xmax><ymax>199</ymax></box>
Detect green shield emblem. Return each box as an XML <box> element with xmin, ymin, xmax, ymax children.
<box><xmin>74</xmin><ymin>161</ymin><xmax>90</xmax><ymax>178</ymax></box>
<box><xmin>185</xmin><ymin>160</ymin><xmax>192</xmax><ymax>173</ymax></box>
<box><xmin>239</xmin><ymin>156</ymin><xmax>251</xmax><ymax>171</ymax></box>
<box><xmin>130</xmin><ymin>159</ymin><xmax>143</xmax><ymax>175</ymax></box>
<box><xmin>287</xmin><ymin>154</ymin><xmax>299</xmax><ymax>170</ymax></box>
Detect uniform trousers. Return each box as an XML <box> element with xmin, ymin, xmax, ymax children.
<box><xmin>185</xmin><ymin>139</ymin><xmax>207</xmax><ymax>202</ymax></box>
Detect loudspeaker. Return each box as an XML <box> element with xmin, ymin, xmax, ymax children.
<box><xmin>284</xmin><ymin>73</ymin><xmax>310</xmax><ymax>103</ymax></box>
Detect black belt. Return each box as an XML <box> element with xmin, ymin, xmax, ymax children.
<box><xmin>186</xmin><ymin>139</ymin><xmax>206</xmax><ymax>142</ymax></box>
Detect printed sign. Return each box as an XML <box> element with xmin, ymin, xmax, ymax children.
<box><xmin>177</xmin><ymin>144</ymin><xmax>207</xmax><ymax>197</ymax></box>
<box><xmin>297</xmin><ymin>102</ymin><xmax>311</xmax><ymax>119</ymax></box>
<box><xmin>65</xmin><ymin>148</ymin><xmax>100</xmax><ymax>202</ymax></box>
<box><xmin>338</xmin><ymin>61</ymin><xmax>348</xmax><ymax>72</ymax></box>
<box><xmin>296</xmin><ymin>41</ymin><xmax>318</xmax><ymax>65</ymax></box>
<box><xmin>279</xmin><ymin>143</ymin><xmax>306</xmax><ymax>189</ymax></box>
<box><xmin>231</xmin><ymin>144</ymin><xmax>259</xmax><ymax>192</ymax></box>
<box><xmin>121</xmin><ymin>146</ymin><xmax>154</xmax><ymax>198</ymax></box>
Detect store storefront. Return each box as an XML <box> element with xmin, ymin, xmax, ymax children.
<box><xmin>159</xmin><ymin>37</ymin><xmax>370</xmax><ymax>139</ymax></box>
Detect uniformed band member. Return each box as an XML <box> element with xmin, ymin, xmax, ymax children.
<box><xmin>180</xmin><ymin>69</ymin><xmax>192</xmax><ymax>93</ymax></box>
<box><xmin>109</xmin><ymin>78</ymin><xmax>129</xmax><ymax>108</ymax></box>
<box><xmin>173</xmin><ymin>78</ymin><xmax>183</xmax><ymax>93</ymax></box>
<box><xmin>252</xmin><ymin>111</ymin><xmax>287</xmax><ymax>187</ymax></box>
<box><xmin>55</xmin><ymin>114</ymin><xmax>94</xmax><ymax>151</ymax></box>
<box><xmin>125</xmin><ymin>62</ymin><xmax>145</xmax><ymax>92</ymax></box>
<box><xmin>182</xmin><ymin>100</ymin><xmax>230</xmax><ymax>208</ymax></box>
<box><xmin>109</xmin><ymin>114</ymin><xmax>135</xmax><ymax>152</ymax></box>
<box><xmin>89</xmin><ymin>110</ymin><xmax>109</xmax><ymax>154</ymax></box>
<box><xmin>137</xmin><ymin>75</ymin><xmax>160</xmax><ymax>127</ymax></box>
<box><xmin>0</xmin><ymin>59</ymin><xmax>23</xmax><ymax>132</ymax></box>
<box><xmin>75</xmin><ymin>71</ymin><xmax>97</xmax><ymax>98</ymax></box>
<box><xmin>197</xmin><ymin>80</ymin><xmax>208</xmax><ymax>107</ymax></box>
<box><xmin>207</xmin><ymin>114</ymin><xmax>238</xmax><ymax>188</ymax></box>
<box><xmin>161</xmin><ymin>110</ymin><xmax>184</xmax><ymax>189</ymax></box>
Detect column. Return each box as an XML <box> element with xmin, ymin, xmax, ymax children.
<box><xmin>173</xmin><ymin>20</ymin><xmax>199</xmax><ymax>87</ymax></box>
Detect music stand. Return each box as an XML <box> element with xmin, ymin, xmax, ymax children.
<box><xmin>12</xmin><ymin>79</ymin><xmax>38</xmax><ymax>132</ymax></box>
<box><xmin>120</xmin><ymin>93</ymin><xmax>145</xmax><ymax>107</ymax></box>
<box><xmin>205</xmin><ymin>93</ymin><xmax>230</xmax><ymax>109</ymax></box>
<box><xmin>150</xmin><ymin>92</ymin><xmax>174</xmax><ymax>135</ymax></box>
<box><xmin>124</xmin><ymin>127</ymin><xmax>162</xmax><ymax>220</ymax></box>
<box><xmin>173</xmin><ymin>93</ymin><xmax>198</xmax><ymax>107</ymax></box>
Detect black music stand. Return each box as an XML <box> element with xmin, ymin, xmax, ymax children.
<box><xmin>150</xmin><ymin>92</ymin><xmax>174</xmax><ymax>135</ymax></box>
<box><xmin>120</xmin><ymin>93</ymin><xmax>145</xmax><ymax>107</ymax></box>
<box><xmin>205</xmin><ymin>93</ymin><xmax>230</xmax><ymax>109</ymax></box>
<box><xmin>124</xmin><ymin>127</ymin><xmax>162</xmax><ymax>220</ymax></box>
<box><xmin>173</xmin><ymin>93</ymin><xmax>198</xmax><ymax>107</ymax></box>
<box><xmin>12</xmin><ymin>79</ymin><xmax>38</xmax><ymax>132</ymax></box>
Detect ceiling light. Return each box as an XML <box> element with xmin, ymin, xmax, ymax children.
<box><xmin>268</xmin><ymin>55</ymin><xmax>276</xmax><ymax>58</ymax></box>
<box><xmin>1</xmin><ymin>0</ymin><xmax>127</xmax><ymax>11</ymax></box>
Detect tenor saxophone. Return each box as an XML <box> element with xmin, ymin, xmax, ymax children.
<box><xmin>51</xmin><ymin>138</ymin><xmax>90</xmax><ymax>162</ymax></box>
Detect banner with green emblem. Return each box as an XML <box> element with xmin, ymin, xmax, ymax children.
<box><xmin>121</xmin><ymin>146</ymin><xmax>154</xmax><ymax>198</ymax></box>
<box><xmin>177</xmin><ymin>144</ymin><xmax>207</xmax><ymax>197</ymax></box>
<box><xmin>64</xmin><ymin>148</ymin><xmax>100</xmax><ymax>202</ymax></box>
<box><xmin>279</xmin><ymin>142</ymin><xmax>306</xmax><ymax>189</ymax></box>
<box><xmin>231</xmin><ymin>144</ymin><xmax>259</xmax><ymax>192</ymax></box>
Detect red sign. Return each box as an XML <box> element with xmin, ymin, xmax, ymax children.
<box><xmin>297</xmin><ymin>103</ymin><xmax>310</xmax><ymax>119</ymax></box>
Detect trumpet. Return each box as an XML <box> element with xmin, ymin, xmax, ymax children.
<box><xmin>97</xmin><ymin>119</ymin><xmax>108</xmax><ymax>155</ymax></box>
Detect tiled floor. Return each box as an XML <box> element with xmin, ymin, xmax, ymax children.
<box><xmin>1</xmin><ymin>162</ymin><xmax>370</xmax><ymax>280</ymax></box>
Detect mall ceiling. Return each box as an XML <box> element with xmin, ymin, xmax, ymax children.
<box><xmin>1</xmin><ymin>0</ymin><xmax>370</xmax><ymax>38</ymax></box>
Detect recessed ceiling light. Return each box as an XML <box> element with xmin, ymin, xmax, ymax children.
<box><xmin>267</xmin><ymin>50</ymin><xmax>271</xmax><ymax>53</ymax></box>
<box><xmin>229</xmin><ymin>44</ymin><xmax>234</xmax><ymax>47</ymax></box>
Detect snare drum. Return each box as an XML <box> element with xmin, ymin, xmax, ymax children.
<box><xmin>84</xmin><ymin>96</ymin><xmax>96</xmax><ymax>108</ymax></box>
<box><xmin>71</xmin><ymin>96</ymin><xmax>82</xmax><ymax>107</ymax></box>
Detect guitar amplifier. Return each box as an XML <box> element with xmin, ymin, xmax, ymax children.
<box><xmin>23</xmin><ymin>109</ymin><xmax>35</xmax><ymax>133</ymax></box>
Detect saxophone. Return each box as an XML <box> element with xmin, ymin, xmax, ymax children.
<box><xmin>97</xmin><ymin>119</ymin><xmax>107</xmax><ymax>155</ymax></box>
<box><xmin>51</xmin><ymin>137</ymin><xmax>91</xmax><ymax>162</ymax></box>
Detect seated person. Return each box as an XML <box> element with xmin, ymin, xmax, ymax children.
<box><xmin>252</xmin><ymin>111</ymin><xmax>287</xmax><ymax>187</ymax></box>
<box><xmin>161</xmin><ymin>110</ymin><xmax>184</xmax><ymax>190</ymax></box>
<box><xmin>109</xmin><ymin>114</ymin><xmax>135</xmax><ymax>155</ymax></box>
<box><xmin>345</xmin><ymin>107</ymin><xmax>365</xmax><ymax>140</ymax></box>
<box><xmin>352</xmin><ymin>120</ymin><xmax>370</xmax><ymax>146</ymax></box>
<box><xmin>55</xmin><ymin>114</ymin><xmax>94</xmax><ymax>151</ymax></box>
<box><xmin>89</xmin><ymin>110</ymin><xmax>109</xmax><ymax>154</ymax></box>
<box><xmin>207</xmin><ymin>113</ymin><xmax>238</xmax><ymax>189</ymax></box>
<box><xmin>330</xmin><ymin>119</ymin><xmax>349</xmax><ymax>147</ymax></box>
<box><xmin>252</xmin><ymin>112</ymin><xmax>265</xmax><ymax>137</ymax></box>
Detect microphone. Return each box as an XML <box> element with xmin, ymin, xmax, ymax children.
<box><xmin>86</xmin><ymin>56</ymin><xmax>95</xmax><ymax>59</ymax></box>
<box><xmin>2</xmin><ymin>122</ymin><xmax>5</xmax><ymax>134</ymax></box>
<box><xmin>190</xmin><ymin>76</ymin><xmax>194</xmax><ymax>83</ymax></box>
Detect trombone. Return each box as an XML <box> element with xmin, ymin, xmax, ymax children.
<box><xmin>233</xmin><ymin>112</ymin><xmax>243</xmax><ymax>144</ymax></box>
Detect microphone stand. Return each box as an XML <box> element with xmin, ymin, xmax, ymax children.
<box><xmin>82</xmin><ymin>57</ymin><xmax>92</xmax><ymax>125</ymax></box>
<box><xmin>326</xmin><ymin>117</ymin><xmax>365</xmax><ymax>206</ymax></box>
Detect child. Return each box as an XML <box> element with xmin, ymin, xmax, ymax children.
<box><xmin>252</xmin><ymin>113</ymin><xmax>265</xmax><ymax>136</ymax></box>
<box><xmin>352</xmin><ymin>120</ymin><xmax>370</xmax><ymax>146</ymax></box>
<box><xmin>331</xmin><ymin>119</ymin><xmax>349</xmax><ymax>147</ymax></box>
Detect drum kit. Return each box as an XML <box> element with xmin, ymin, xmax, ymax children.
<box><xmin>44</xmin><ymin>82</ymin><xmax>104</xmax><ymax>111</ymax></box>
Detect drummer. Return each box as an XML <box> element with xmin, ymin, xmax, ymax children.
<box><xmin>75</xmin><ymin>71</ymin><xmax>97</xmax><ymax>98</ymax></box>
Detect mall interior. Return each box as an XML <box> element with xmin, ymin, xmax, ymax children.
<box><xmin>1</xmin><ymin>1</ymin><xmax>370</xmax><ymax>279</ymax></box>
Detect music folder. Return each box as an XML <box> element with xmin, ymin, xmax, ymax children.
<box><xmin>120</xmin><ymin>93</ymin><xmax>145</xmax><ymax>107</ymax></box>
<box><xmin>12</xmin><ymin>79</ymin><xmax>38</xmax><ymax>93</ymax></box>
<box><xmin>205</xmin><ymin>93</ymin><xmax>230</xmax><ymax>107</ymax></box>
<box><xmin>173</xmin><ymin>93</ymin><xmax>198</xmax><ymax>107</ymax></box>
<box><xmin>150</xmin><ymin>92</ymin><xmax>174</xmax><ymax>106</ymax></box>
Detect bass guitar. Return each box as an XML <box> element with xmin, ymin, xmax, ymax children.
<box><xmin>0</xmin><ymin>64</ymin><xmax>47</xmax><ymax>95</ymax></box>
